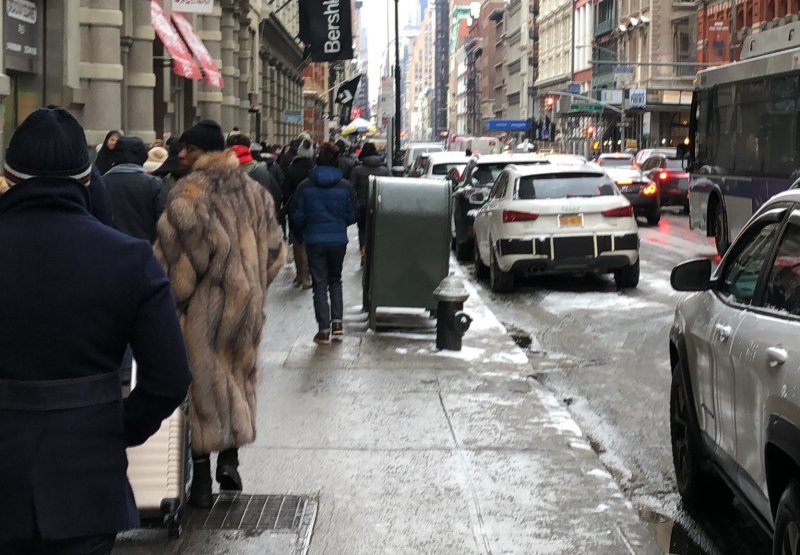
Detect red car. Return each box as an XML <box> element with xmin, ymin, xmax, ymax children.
<box><xmin>641</xmin><ymin>155</ymin><xmax>690</xmax><ymax>211</ymax></box>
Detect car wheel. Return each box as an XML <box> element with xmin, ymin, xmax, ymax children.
<box><xmin>614</xmin><ymin>257</ymin><xmax>640</xmax><ymax>289</ymax></box>
<box><xmin>646</xmin><ymin>208</ymin><xmax>661</xmax><ymax>226</ymax></box>
<box><xmin>712</xmin><ymin>200</ymin><xmax>730</xmax><ymax>256</ymax></box>
<box><xmin>489</xmin><ymin>247</ymin><xmax>514</xmax><ymax>293</ymax></box>
<box><xmin>670</xmin><ymin>357</ymin><xmax>732</xmax><ymax>510</ymax></box>
<box><xmin>773</xmin><ymin>479</ymin><xmax>800</xmax><ymax>555</ymax></box>
<box><xmin>456</xmin><ymin>238</ymin><xmax>474</xmax><ymax>262</ymax></box>
<box><xmin>474</xmin><ymin>243</ymin><xmax>489</xmax><ymax>280</ymax></box>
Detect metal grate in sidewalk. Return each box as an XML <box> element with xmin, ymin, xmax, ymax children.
<box><xmin>184</xmin><ymin>493</ymin><xmax>317</xmax><ymax>534</ymax></box>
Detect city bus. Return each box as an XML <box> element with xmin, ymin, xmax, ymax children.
<box><xmin>684</xmin><ymin>21</ymin><xmax>800</xmax><ymax>255</ymax></box>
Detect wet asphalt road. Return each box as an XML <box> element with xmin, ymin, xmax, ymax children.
<box><xmin>460</xmin><ymin>209</ymin><xmax>773</xmax><ymax>555</ymax></box>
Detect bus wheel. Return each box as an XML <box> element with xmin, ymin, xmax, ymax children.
<box><xmin>712</xmin><ymin>200</ymin><xmax>729</xmax><ymax>256</ymax></box>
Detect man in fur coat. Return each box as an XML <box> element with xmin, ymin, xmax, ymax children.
<box><xmin>155</xmin><ymin>120</ymin><xmax>286</xmax><ymax>508</ymax></box>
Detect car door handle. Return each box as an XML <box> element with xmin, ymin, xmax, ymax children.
<box><xmin>766</xmin><ymin>347</ymin><xmax>788</xmax><ymax>368</ymax></box>
<box><xmin>714</xmin><ymin>323</ymin><xmax>732</xmax><ymax>342</ymax></box>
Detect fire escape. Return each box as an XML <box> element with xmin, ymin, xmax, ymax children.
<box><xmin>434</xmin><ymin>0</ymin><xmax>449</xmax><ymax>137</ymax></box>
<box><xmin>466</xmin><ymin>38</ymin><xmax>483</xmax><ymax>135</ymax></box>
<box><xmin>528</xmin><ymin>0</ymin><xmax>540</xmax><ymax>135</ymax></box>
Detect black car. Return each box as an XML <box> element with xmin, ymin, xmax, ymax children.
<box><xmin>604</xmin><ymin>167</ymin><xmax>661</xmax><ymax>225</ymax></box>
<box><xmin>450</xmin><ymin>154</ymin><xmax>549</xmax><ymax>261</ymax></box>
<box><xmin>640</xmin><ymin>155</ymin><xmax>691</xmax><ymax>211</ymax></box>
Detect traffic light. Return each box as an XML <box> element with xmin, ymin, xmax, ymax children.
<box><xmin>544</xmin><ymin>96</ymin><xmax>555</xmax><ymax>110</ymax></box>
<box><xmin>584</xmin><ymin>124</ymin><xmax>596</xmax><ymax>138</ymax></box>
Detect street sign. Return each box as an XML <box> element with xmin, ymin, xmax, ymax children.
<box><xmin>629</xmin><ymin>89</ymin><xmax>647</xmax><ymax>108</ymax></box>
<box><xmin>487</xmin><ymin>119</ymin><xmax>530</xmax><ymax>131</ymax></box>
<box><xmin>614</xmin><ymin>64</ymin><xmax>634</xmax><ymax>84</ymax></box>
<box><xmin>567</xmin><ymin>82</ymin><xmax>581</xmax><ymax>94</ymax></box>
<box><xmin>281</xmin><ymin>110</ymin><xmax>303</xmax><ymax>124</ymax></box>
<box><xmin>570</xmin><ymin>103</ymin><xmax>603</xmax><ymax>113</ymax></box>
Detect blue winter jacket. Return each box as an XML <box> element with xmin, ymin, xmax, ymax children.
<box><xmin>292</xmin><ymin>166</ymin><xmax>358</xmax><ymax>245</ymax></box>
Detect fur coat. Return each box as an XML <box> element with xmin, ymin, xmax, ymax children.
<box><xmin>155</xmin><ymin>151</ymin><xmax>286</xmax><ymax>454</ymax></box>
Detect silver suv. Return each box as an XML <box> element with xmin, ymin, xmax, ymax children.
<box><xmin>670</xmin><ymin>189</ymin><xmax>800</xmax><ymax>552</ymax></box>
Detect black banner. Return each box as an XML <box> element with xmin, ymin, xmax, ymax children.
<box><xmin>336</xmin><ymin>74</ymin><xmax>360</xmax><ymax>124</ymax></box>
<box><xmin>299</xmin><ymin>0</ymin><xmax>354</xmax><ymax>62</ymax></box>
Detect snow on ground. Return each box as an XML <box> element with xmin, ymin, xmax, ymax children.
<box><xmin>539</xmin><ymin>291</ymin><xmax>663</xmax><ymax>315</ymax></box>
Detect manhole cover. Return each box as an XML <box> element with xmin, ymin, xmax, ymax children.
<box><xmin>184</xmin><ymin>493</ymin><xmax>317</xmax><ymax>534</ymax></box>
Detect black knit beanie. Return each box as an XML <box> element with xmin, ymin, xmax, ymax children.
<box><xmin>118</xmin><ymin>136</ymin><xmax>149</xmax><ymax>166</ymax></box>
<box><xmin>179</xmin><ymin>120</ymin><xmax>225</xmax><ymax>153</ymax></box>
<box><xmin>4</xmin><ymin>107</ymin><xmax>91</xmax><ymax>187</ymax></box>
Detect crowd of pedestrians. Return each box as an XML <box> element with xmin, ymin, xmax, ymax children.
<box><xmin>0</xmin><ymin>105</ymin><xmax>388</xmax><ymax>554</ymax></box>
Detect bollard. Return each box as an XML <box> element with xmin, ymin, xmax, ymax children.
<box><xmin>433</xmin><ymin>275</ymin><xmax>472</xmax><ymax>351</ymax></box>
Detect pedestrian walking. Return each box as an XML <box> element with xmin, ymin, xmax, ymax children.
<box><xmin>0</xmin><ymin>107</ymin><xmax>191</xmax><ymax>554</ymax></box>
<box><xmin>155</xmin><ymin>119</ymin><xmax>286</xmax><ymax>508</ymax></box>
<box><xmin>349</xmin><ymin>142</ymin><xmax>389</xmax><ymax>265</ymax></box>
<box><xmin>284</xmin><ymin>137</ymin><xmax>316</xmax><ymax>288</ymax></box>
<box><xmin>103</xmin><ymin>136</ymin><xmax>167</xmax><ymax>242</ymax></box>
<box><xmin>291</xmin><ymin>142</ymin><xmax>358</xmax><ymax>344</ymax></box>
<box><xmin>335</xmin><ymin>139</ymin><xmax>356</xmax><ymax>180</ymax></box>
<box><xmin>226</xmin><ymin>133</ymin><xmax>282</xmax><ymax>208</ymax></box>
<box><xmin>94</xmin><ymin>130</ymin><xmax>124</xmax><ymax>175</ymax></box>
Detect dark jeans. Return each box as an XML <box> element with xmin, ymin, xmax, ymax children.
<box><xmin>0</xmin><ymin>534</ymin><xmax>116</xmax><ymax>555</ymax></box>
<box><xmin>307</xmin><ymin>244</ymin><xmax>346</xmax><ymax>332</ymax></box>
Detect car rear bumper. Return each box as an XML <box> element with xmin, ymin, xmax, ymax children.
<box><xmin>496</xmin><ymin>233</ymin><xmax>639</xmax><ymax>274</ymax></box>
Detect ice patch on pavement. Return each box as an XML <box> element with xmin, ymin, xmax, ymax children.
<box><xmin>540</xmin><ymin>291</ymin><xmax>662</xmax><ymax>314</ymax></box>
<box><xmin>415</xmin><ymin>346</ymin><xmax>486</xmax><ymax>361</ymax></box>
<box><xmin>587</xmin><ymin>468</ymin><xmax>613</xmax><ymax>480</ymax></box>
<box><xmin>395</xmin><ymin>348</ymin><xmax>408</xmax><ymax>355</ymax></box>
<box><xmin>380</xmin><ymin>332</ymin><xmax>436</xmax><ymax>341</ymax></box>
<box><xmin>534</xmin><ymin>387</ymin><xmax>583</xmax><ymax>438</ymax></box>
<box><xmin>591</xmin><ymin>503</ymin><xmax>610</xmax><ymax>513</ymax></box>
<box><xmin>482</xmin><ymin>351</ymin><xmax>529</xmax><ymax>365</ymax></box>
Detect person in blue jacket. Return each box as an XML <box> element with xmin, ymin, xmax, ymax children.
<box><xmin>291</xmin><ymin>142</ymin><xmax>358</xmax><ymax>344</ymax></box>
<box><xmin>0</xmin><ymin>107</ymin><xmax>192</xmax><ymax>554</ymax></box>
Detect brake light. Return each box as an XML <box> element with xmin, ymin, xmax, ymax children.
<box><xmin>503</xmin><ymin>210</ymin><xmax>539</xmax><ymax>223</ymax></box>
<box><xmin>658</xmin><ymin>171</ymin><xmax>669</xmax><ymax>181</ymax></box>
<box><xmin>602</xmin><ymin>205</ymin><xmax>634</xmax><ymax>218</ymax></box>
<box><xmin>642</xmin><ymin>182</ymin><xmax>658</xmax><ymax>196</ymax></box>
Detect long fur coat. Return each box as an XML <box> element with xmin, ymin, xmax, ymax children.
<box><xmin>155</xmin><ymin>151</ymin><xmax>286</xmax><ymax>454</ymax></box>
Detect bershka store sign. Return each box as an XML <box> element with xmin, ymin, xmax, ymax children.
<box><xmin>299</xmin><ymin>0</ymin><xmax>354</xmax><ymax>62</ymax></box>
<box><xmin>5</xmin><ymin>0</ymin><xmax>38</xmax><ymax>63</ymax></box>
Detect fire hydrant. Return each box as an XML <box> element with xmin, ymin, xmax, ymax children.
<box><xmin>433</xmin><ymin>275</ymin><xmax>473</xmax><ymax>351</ymax></box>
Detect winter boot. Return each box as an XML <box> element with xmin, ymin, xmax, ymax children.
<box><xmin>189</xmin><ymin>455</ymin><xmax>213</xmax><ymax>508</ymax></box>
<box><xmin>216</xmin><ymin>448</ymin><xmax>243</xmax><ymax>491</ymax></box>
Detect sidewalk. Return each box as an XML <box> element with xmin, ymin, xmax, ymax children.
<box><xmin>116</xmin><ymin>237</ymin><xmax>659</xmax><ymax>554</ymax></box>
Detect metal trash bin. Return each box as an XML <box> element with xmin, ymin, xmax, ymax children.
<box><xmin>362</xmin><ymin>176</ymin><xmax>451</xmax><ymax>329</ymax></box>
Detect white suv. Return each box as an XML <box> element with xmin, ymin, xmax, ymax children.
<box><xmin>473</xmin><ymin>163</ymin><xmax>640</xmax><ymax>292</ymax></box>
<box><xmin>670</xmin><ymin>190</ymin><xmax>800</xmax><ymax>551</ymax></box>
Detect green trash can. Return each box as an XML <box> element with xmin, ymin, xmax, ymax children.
<box><xmin>363</xmin><ymin>176</ymin><xmax>451</xmax><ymax>329</ymax></box>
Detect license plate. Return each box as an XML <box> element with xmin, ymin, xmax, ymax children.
<box><xmin>559</xmin><ymin>214</ymin><xmax>583</xmax><ymax>227</ymax></box>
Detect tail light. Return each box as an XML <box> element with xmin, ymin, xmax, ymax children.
<box><xmin>602</xmin><ymin>205</ymin><xmax>634</xmax><ymax>218</ymax></box>
<box><xmin>503</xmin><ymin>210</ymin><xmax>539</xmax><ymax>223</ymax></box>
<box><xmin>658</xmin><ymin>171</ymin><xmax>669</xmax><ymax>181</ymax></box>
<box><xmin>642</xmin><ymin>182</ymin><xmax>658</xmax><ymax>196</ymax></box>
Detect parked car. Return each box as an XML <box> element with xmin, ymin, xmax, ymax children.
<box><xmin>419</xmin><ymin>151</ymin><xmax>473</xmax><ymax>180</ymax></box>
<box><xmin>635</xmin><ymin>147</ymin><xmax>677</xmax><ymax>166</ymax></box>
<box><xmin>640</xmin><ymin>154</ymin><xmax>690</xmax><ymax>211</ymax></box>
<box><xmin>451</xmin><ymin>154</ymin><xmax>549</xmax><ymax>261</ymax></box>
<box><xmin>596</xmin><ymin>152</ymin><xmax>637</xmax><ymax>168</ymax></box>
<box><xmin>604</xmin><ymin>166</ymin><xmax>661</xmax><ymax>225</ymax></box>
<box><xmin>404</xmin><ymin>142</ymin><xmax>444</xmax><ymax>174</ymax></box>
<box><xmin>473</xmin><ymin>163</ymin><xmax>640</xmax><ymax>292</ymax></box>
<box><xmin>669</xmin><ymin>189</ymin><xmax>800</xmax><ymax>552</ymax></box>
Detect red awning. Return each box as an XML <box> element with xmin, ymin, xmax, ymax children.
<box><xmin>151</xmin><ymin>1</ymin><xmax>201</xmax><ymax>80</ymax></box>
<box><xmin>171</xmin><ymin>12</ymin><xmax>224</xmax><ymax>90</ymax></box>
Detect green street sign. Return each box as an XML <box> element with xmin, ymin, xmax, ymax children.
<box><xmin>570</xmin><ymin>103</ymin><xmax>603</xmax><ymax>113</ymax></box>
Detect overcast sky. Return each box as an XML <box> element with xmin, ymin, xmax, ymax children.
<box><xmin>361</xmin><ymin>0</ymin><xmax>416</xmax><ymax>105</ymax></box>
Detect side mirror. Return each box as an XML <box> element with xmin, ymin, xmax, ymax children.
<box><xmin>671</xmin><ymin>259</ymin><xmax>712</xmax><ymax>291</ymax></box>
<box><xmin>391</xmin><ymin>166</ymin><xmax>405</xmax><ymax>177</ymax></box>
<box><xmin>469</xmin><ymin>191</ymin><xmax>487</xmax><ymax>205</ymax></box>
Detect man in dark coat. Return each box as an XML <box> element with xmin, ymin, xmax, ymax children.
<box><xmin>226</xmin><ymin>133</ymin><xmax>283</xmax><ymax>208</ymax></box>
<box><xmin>291</xmin><ymin>142</ymin><xmax>358</xmax><ymax>344</ymax></box>
<box><xmin>283</xmin><ymin>138</ymin><xmax>316</xmax><ymax>288</ymax></box>
<box><xmin>335</xmin><ymin>139</ymin><xmax>356</xmax><ymax>180</ymax></box>
<box><xmin>103</xmin><ymin>136</ymin><xmax>167</xmax><ymax>243</ymax></box>
<box><xmin>349</xmin><ymin>142</ymin><xmax>389</xmax><ymax>263</ymax></box>
<box><xmin>0</xmin><ymin>107</ymin><xmax>192</xmax><ymax>554</ymax></box>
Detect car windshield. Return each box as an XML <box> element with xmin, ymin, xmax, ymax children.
<box><xmin>665</xmin><ymin>158</ymin><xmax>684</xmax><ymax>170</ymax></box>
<box><xmin>599</xmin><ymin>157</ymin><xmax>634</xmax><ymax>167</ymax></box>
<box><xmin>432</xmin><ymin>163</ymin><xmax>463</xmax><ymax>175</ymax></box>
<box><xmin>517</xmin><ymin>173</ymin><xmax>615</xmax><ymax>199</ymax></box>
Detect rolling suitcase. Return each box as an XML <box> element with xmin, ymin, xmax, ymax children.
<box><xmin>123</xmin><ymin>361</ymin><xmax>191</xmax><ymax>539</ymax></box>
